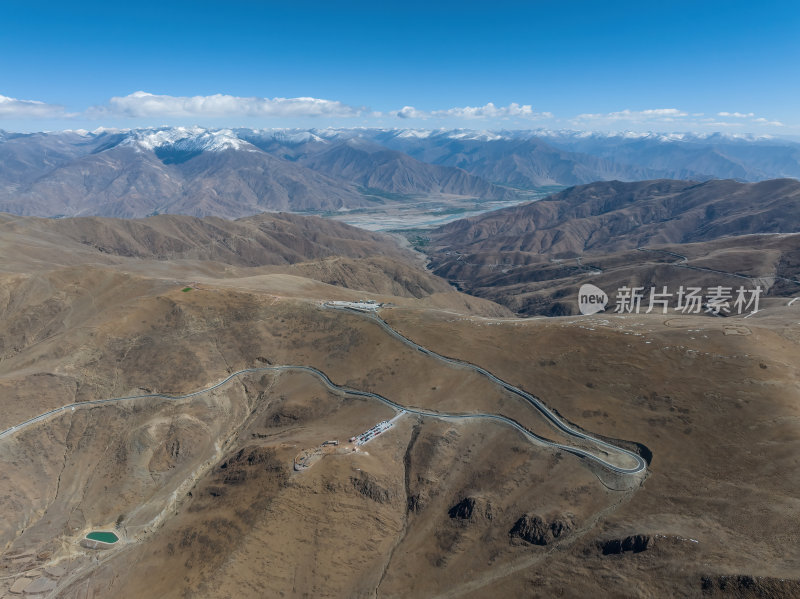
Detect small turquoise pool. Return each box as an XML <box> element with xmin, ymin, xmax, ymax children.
<box><xmin>86</xmin><ymin>531</ymin><xmax>119</xmax><ymax>543</ymax></box>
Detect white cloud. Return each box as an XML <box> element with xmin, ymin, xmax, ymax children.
<box><xmin>1</xmin><ymin>92</ymin><xmax>790</xmax><ymax>134</ymax></box>
<box><xmin>394</xmin><ymin>102</ymin><xmax>552</xmax><ymax>120</ymax></box>
<box><xmin>566</xmin><ymin>107</ymin><xmax>798</xmax><ymax>132</ymax></box>
<box><xmin>575</xmin><ymin>108</ymin><xmax>689</xmax><ymax>122</ymax></box>
<box><xmin>95</xmin><ymin>91</ymin><xmax>364</xmax><ymax>119</ymax></box>
<box><xmin>567</xmin><ymin>106</ymin><xmax>792</xmax><ymax>133</ymax></box>
<box><xmin>395</xmin><ymin>105</ymin><xmax>427</xmax><ymax>119</ymax></box>
<box><xmin>702</xmin><ymin>120</ymin><xmax>745</xmax><ymax>128</ymax></box>
<box><xmin>713</xmin><ymin>113</ymin><xmax>783</xmax><ymax>126</ymax></box>
<box><xmin>0</xmin><ymin>94</ymin><xmax>70</xmax><ymax>119</ymax></box>
<box><xmin>433</xmin><ymin>102</ymin><xmax>539</xmax><ymax>119</ymax></box>
<box><xmin>757</xmin><ymin>118</ymin><xmax>784</xmax><ymax>126</ymax></box>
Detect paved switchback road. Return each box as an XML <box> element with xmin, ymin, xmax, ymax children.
<box><xmin>326</xmin><ymin>304</ymin><xmax>646</xmax><ymax>474</ymax></box>
<box><xmin>0</xmin><ymin>308</ymin><xmax>647</xmax><ymax>475</ymax></box>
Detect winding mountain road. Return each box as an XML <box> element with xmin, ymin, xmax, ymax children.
<box><xmin>0</xmin><ymin>307</ymin><xmax>646</xmax><ymax>475</ymax></box>
<box><xmin>327</xmin><ymin>305</ymin><xmax>646</xmax><ymax>474</ymax></box>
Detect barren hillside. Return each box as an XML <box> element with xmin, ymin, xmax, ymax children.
<box><xmin>0</xmin><ymin>211</ymin><xmax>798</xmax><ymax>598</ymax></box>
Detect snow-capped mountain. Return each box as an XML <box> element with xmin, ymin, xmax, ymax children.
<box><xmin>122</xmin><ymin>126</ymin><xmax>258</xmax><ymax>153</ymax></box>
<box><xmin>0</xmin><ymin>126</ymin><xmax>798</xmax><ymax>219</ymax></box>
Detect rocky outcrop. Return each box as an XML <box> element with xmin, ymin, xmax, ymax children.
<box><xmin>448</xmin><ymin>496</ymin><xmax>493</xmax><ymax>522</ymax></box>
<box><xmin>509</xmin><ymin>513</ymin><xmax>573</xmax><ymax>545</ymax></box>
<box><xmin>216</xmin><ymin>447</ymin><xmax>287</xmax><ymax>487</ymax></box>
<box><xmin>449</xmin><ymin>497</ymin><xmax>476</xmax><ymax>520</ymax></box>
<box><xmin>701</xmin><ymin>574</ymin><xmax>800</xmax><ymax>597</ymax></box>
<box><xmin>350</xmin><ymin>474</ymin><xmax>394</xmax><ymax>504</ymax></box>
<box><xmin>407</xmin><ymin>494</ymin><xmax>424</xmax><ymax>513</ymax></box>
<box><xmin>598</xmin><ymin>534</ymin><xmax>652</xmax><ymax>555</ymax></box>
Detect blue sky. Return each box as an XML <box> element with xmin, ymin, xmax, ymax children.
<box><xmin>1</xmin><ymin>0</ymin><xmax>798</xmax><ymax>134</ymax></box>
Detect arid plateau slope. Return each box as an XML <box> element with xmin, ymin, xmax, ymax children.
<box><xmin>0</xmin><ymin>212</ymin><xmax>798</xmax><ymax>598</ymax></box>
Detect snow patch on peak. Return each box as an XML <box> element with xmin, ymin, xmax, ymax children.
<box><xmin>532</xmin><ymin>129</ymin><xmax>783</xmax><ymax>144</ymax></box>
<box><xmin>445</xmin><ymin>129</ymin><xmax>505</xmax><ymax>141</ymax></box>
<box><xmin>92</xmin><ymin>126</ymin><xmax>129</xmax><ymax>135</ymax></box>
<box><xmin>122</xmin><ymin>127</ymin><xmax>259</xmax><ymax>153</ymax></box>
<box><xmin>60</xmin><ymin>129</ymin><xmax>90</xmax><ymax>136</ymax></box>
<box><xmin>395</xmin><ymin>129</ymin><xmax>434</xmax><ymax>139</ymax></box>
<box><xmin>270</xmin><ymin>129</ymin><xmax>327</xmax><ymax>144</ymax></box>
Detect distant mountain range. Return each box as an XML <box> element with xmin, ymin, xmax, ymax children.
<box><xmin>1</xmin><ymin>127</ymin><xmax>799</xmax><ymax>218</ymax></box>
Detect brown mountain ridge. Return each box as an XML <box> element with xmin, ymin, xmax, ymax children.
<box><xmin>425</xmin><ymin>178</ymin><xmax>800</xmax><ymax>315</ymax></box>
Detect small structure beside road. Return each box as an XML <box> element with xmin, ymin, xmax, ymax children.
<box><xmin>324</xmin><ymin>300</ymin><xmax>382</xmax><ymax>312</ymax></box>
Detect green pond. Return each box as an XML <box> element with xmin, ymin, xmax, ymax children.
<box><xmin>86</xmin><ymin>531</ymin><xmax>119</xmax><ymax>543</ymax></box>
